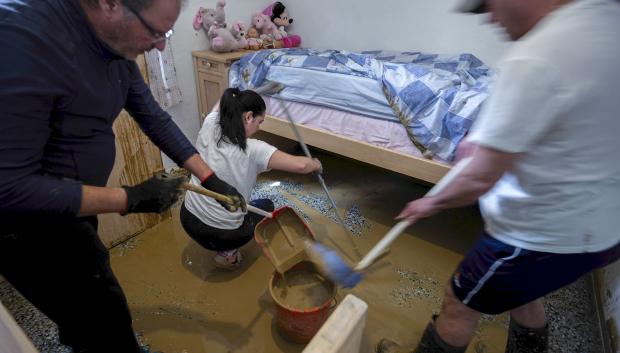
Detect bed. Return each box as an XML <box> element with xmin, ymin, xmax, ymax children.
<box><xmin>229</xmin><ymin>49</ymin><xmax>492</xmax><ymax>183</ymax></box>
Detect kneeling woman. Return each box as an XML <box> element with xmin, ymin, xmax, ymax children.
<box><xmin>181</xmin><ymin>88</ymin><xmax>322</xmax><ymax>270</ymax></box>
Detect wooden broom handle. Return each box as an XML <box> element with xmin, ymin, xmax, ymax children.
<box><xmin>182</xmin><ymin>183</ymin><xmax>234</xmax><ymax>204</ymax></box>
<box><xmin>181</xmin><ymin>183</ymin><xmax>273</xmax><ymax>219</ymax></box>
<box><xmin>353</xmin><ymin>157</ymin><xmax>473</xmax><ymax>271</ymax></box>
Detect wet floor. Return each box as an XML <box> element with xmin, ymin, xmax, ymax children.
<box><xmin>0</xmin><ymin>148</ymin><xmax>605</xmax><ymax>353</ymax></box>
<box><xmin>109</xmin><ymin>152</ymin><xmax>504</xmax><ymax>353</ymax></box>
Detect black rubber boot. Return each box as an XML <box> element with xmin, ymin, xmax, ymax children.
<box><xmin>505</xmin><ymin>318</ymin><xmax>549</xmax><ymax>353</ymax></box>
<box><xmin>376</xmin><ymin>338</ymin><xmax>410</xmax><ymax>353</ymax></box>
<box><xmin>376</xmin><ymin>316</ymin><xmax>467</xmax><ymax>353</ymax></box>
<box><xmin>414</xmin><ymin>317</ymin><xmax>467</xmax><ymax>353</ymax></box>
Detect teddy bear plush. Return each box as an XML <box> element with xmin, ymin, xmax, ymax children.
<box><xmin>208</xmin><ymin>23</ymin><xmax>246</xmax><ymax>52</ymax></box>
<box><xmin>251</xmin><ymin>13</ymin><xmax>282</xmax><ymax>40</ymax></box>
<box><xmin>230</xmin><ymin>21</ymin><xmax>248</xmax><ymax>50</ymax></box>
<box><xmin>192</xmin><ymin>0</ymin><xmax>226</xmax><ymax>32</ymax></box>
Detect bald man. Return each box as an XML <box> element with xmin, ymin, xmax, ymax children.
<box><xmin>379</xmin><ymin>0</ymin><xmax>620</xmax><ymax>352</ymax></box>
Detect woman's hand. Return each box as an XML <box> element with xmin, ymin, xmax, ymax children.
<box><xmin>312</xmin><ymin>158</ymin><xmax>323</xmax><ymax>174</ymax></box>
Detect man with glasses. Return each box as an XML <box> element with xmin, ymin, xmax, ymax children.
<box><xmin>0</xmin><ymin>0</ymin><xmax>244</xmax><ymax>352</ymax></box>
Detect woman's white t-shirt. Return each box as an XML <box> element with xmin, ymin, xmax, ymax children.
<box><xmin>184</xmin><ymin>112</ymin><xmax>277</xmax><ymax>229</ymax></box>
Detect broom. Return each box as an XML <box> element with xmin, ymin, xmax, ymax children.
<box><xmin>305</xmin><ymin>156</ymin><xmax>473</xmax><ymax>288</ymax></box>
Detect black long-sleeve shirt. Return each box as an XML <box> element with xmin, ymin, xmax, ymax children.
<box><xmin>0</xmin><ymin>0</ymin><xmax>197</xmax><ymax>216</ymax></box>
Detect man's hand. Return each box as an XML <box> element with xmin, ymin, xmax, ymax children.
<box><xmin>456</xmin><ymin>139</ymin><xmax>476</xmax><ymax>161</ymax></box>
<box><xmin>201</xmin><ymin>173</ymin><xmax>246</xmax><ymax>213</ymax></box>
<box><xmin>122</xmin><ymin>173</ymin><xmax>185</xmax><ymax>214</ymax></box>
<box><xmin>396</xmin><ymin>196</ymin><xmax>442</xmax><ymax>224</ymax></box>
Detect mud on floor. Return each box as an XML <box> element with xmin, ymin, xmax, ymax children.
<box><xmin>0</xmin><ymin>152</ymin><xmax>605</xmax><ymax>353</ymax></box>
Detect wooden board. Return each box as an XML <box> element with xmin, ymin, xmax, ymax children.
<box><xmin>303</xmin><ymin>294</ymin><xmax>368</xmax><ymax>353</ymax></box>
<box><xmin>97</xmin><ymin>55</ymin><xmax>169</xmax><ymax>248</ymax></box>
<box><xmin>261</xmin><ymin>115</ymin><xmax>451</xmax><ymax>184</ymax></box>
<box><xmin>191</xmin><ymin>49</ymin><xmax>250</xmax><ymax>63</ymax></box>
<box><xmin>0</xmin><ymin>302</ymin><xmax>38</xmax><ymax>353</ymax></box>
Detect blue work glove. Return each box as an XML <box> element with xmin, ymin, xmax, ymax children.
<box><xmin>310</xmin><ymin>242</ymin><xmax>363</xmax><ymax>289</ymax></box>
<box><xmin>201</xmin><ymin>172</ymin><xmax>246</xmax><ymax>213</ymax></box>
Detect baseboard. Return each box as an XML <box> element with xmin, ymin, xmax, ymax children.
<box><xmin>591</xmin><ymin>272</ymin><xmax>616</xmax><ymax>353</ymax></box>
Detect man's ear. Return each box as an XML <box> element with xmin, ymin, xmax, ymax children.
<box><xmin>98</xmin><ymin>0</ymin><xmax>123</xmax><ymax>18</ymax></box>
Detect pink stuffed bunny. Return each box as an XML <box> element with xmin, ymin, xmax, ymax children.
<box><xmin>251</xmin><ymin>13</ymin><xmax>282</xmax><ymax>40</ymax></box>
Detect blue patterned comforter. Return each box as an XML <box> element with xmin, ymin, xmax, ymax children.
<box><xmin>230</xmin><ymin>49</ymin><xmax>492</xmax><ymax>161</ymax></box>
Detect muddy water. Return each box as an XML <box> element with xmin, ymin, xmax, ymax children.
<box><xmin>110</xmin><ymin>150</ymin><xmax>507</xmax><ymax>353</ymax></box>
<box><xmin>273</xmin><ymin>268</ymin><xmax>333</xmax><ymax>309</ymax></box>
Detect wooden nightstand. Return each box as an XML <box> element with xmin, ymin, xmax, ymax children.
<box><xmin>192</xmin><ymin>50</ymin><xmax>249</xmax><ymax>121</ymax></box>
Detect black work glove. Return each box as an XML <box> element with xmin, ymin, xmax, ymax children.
<box><xmin>122</xmin><ymin>172</ymin><xmax>185</xmax><ymax>214</ymax></box>
<box><xmin>201</xmin><ymin>173</ymin><xmax>246</xmax><ymax>213</ymax></box>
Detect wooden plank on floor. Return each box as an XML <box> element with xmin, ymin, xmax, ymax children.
<box><xmin>0</xmin><ymin>302</ymin><xmax>38</xmax><ymax>353</ymax></box>
<box><xmin>303</xmin><ymin>294</ymin><xmax>368</xmax><ymax>353</ymax></box>
<box><xmin>593</xmin><ymin>271</ymin><xmax>616</xmax><ymax>353</ymax></box>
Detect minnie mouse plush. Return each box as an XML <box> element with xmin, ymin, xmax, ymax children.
<box><xmin>270</xmin><ymin>2</ymin><xmax>292</xmax><ymax>36</ymax></box>
<box><xmin>261</xmin><ymin>2</ymin><xmax>301</xmax><ymax>47</ymax></box>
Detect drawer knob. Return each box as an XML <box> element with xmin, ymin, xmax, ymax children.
<box><xmin>205</xmin><ymin>61</ymin><xmax>211</xmax><ymax>68</ymax></box>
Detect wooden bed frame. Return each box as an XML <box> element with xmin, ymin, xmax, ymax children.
<box><xmin>260</xmin><ymin>114</ymin><xmax>451</xmax><ymax>184</ymax></box>
<box><xmin>192</xmin><ymin>50</ymin><xmax>451</xmax><ymax>184</ymax></box>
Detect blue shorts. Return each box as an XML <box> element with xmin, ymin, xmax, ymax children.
<box><xmin>451</xmin><ymin>232</ymin><xmax>620</xmax><ymax>315</ymax></box>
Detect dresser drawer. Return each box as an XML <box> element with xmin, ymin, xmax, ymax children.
<box><xmin>196</xmin><ymin>58</ymin><xmax>225</xmax><ymax>74</ymax></box>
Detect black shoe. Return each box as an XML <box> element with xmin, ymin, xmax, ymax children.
<box><xmin>376</xmin><ymin>338</ymin><xmax>411</xmax><ymax>353</ymax></box>
<box><xmin>377</xmin><ymin>316</ymin><xmax>467</xmax><ymax>353</ymax></box>
<box><xmin>414</xmin><ymin>316</ymin><xmax>467</xmax><ymax>353</ymax></box>
<box><xmin>505</xmin><ymin>318</ymin><xmax>548</xmax><ymax>353</ymax></box>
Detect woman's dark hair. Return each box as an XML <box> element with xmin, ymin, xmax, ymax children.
<box><xmin>218</xmin><ymin>88</ymin><xmax>266</xmax><ymax>150</ymax></box>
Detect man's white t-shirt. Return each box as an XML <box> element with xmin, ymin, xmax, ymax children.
<box><xmin>466</xmin><ymin>0</ymin><xmax>620</xmax><ymax>254</ymax></box>
<box><xmin>184</xmin><ymin>112</ymin><xmax>277</xmax><ymax>229</ymax></box>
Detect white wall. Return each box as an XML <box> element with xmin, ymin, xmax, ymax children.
<box><xmin>282</xmin><ymin>0</ymin><xmax>508</xmax><ymax>64</ymax></box>
<box><xmin>162</xmin><ymin>0</ymin><xmax>509</xmax><ymax>168</ymax></box>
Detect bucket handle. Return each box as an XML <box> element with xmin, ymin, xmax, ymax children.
<box><xmin>329</xmin><ymin>297</ymin><xmax>338</xmax><ymax>310</ymax></box>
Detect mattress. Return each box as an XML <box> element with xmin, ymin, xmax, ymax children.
<box><xmin>231</xmin><ymin>49</ymin><xmax>491</xmax><ymax>161</ymax></box>
<box><xmin>262</xmin><ymin>66</ymin><xmax>396</xmax><ymax>121</ymax></box>
<box><xmin>262</xmin><ymin>96</ymin><xmax>449</xmax><ymax>164</ymax></box>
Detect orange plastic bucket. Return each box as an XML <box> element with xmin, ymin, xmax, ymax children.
<box><xmin>269</xmin><ymin>261</ymin><xmax>337</xmax><ymax>343</ymax></box>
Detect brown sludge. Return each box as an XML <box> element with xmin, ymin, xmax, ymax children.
<box><xmin>109</xmin><ymin>150</ymin><xmax>513</xmax><ymax>353</ymax></box>
<box><xmin>274</xmin><ymin>269</ymin><xmax>332</xmax><ymax>309</ymax></box>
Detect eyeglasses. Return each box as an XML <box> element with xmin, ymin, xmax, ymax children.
<box><xmin>124</xmin><ymin>4</ymin><xmax>174</xmax><ymax>42</ymax></box>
